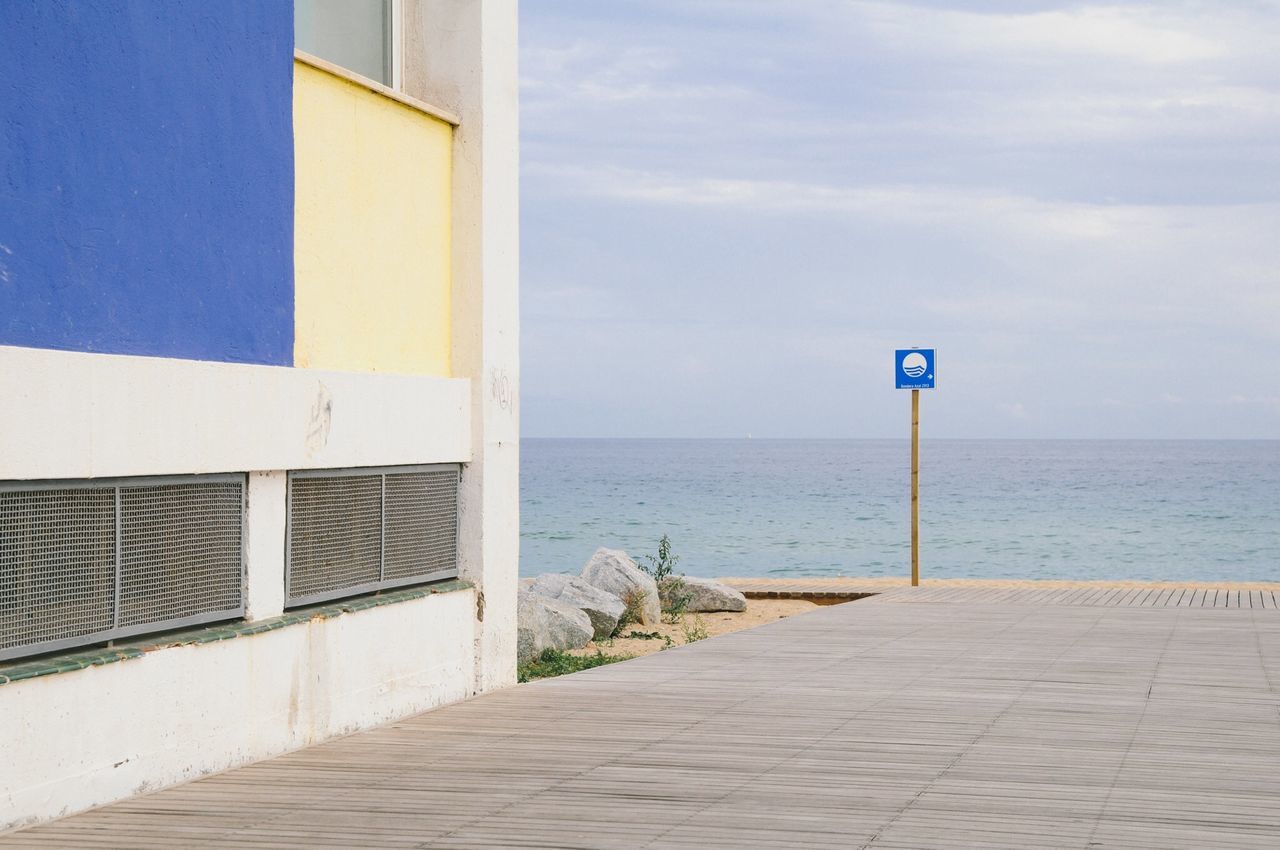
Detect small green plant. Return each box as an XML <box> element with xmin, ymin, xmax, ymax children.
<box><xmin>518</xmin><ymin>648</ymin><xmax>632</xmax><ymax>683</ymax></box>
<box><xmin>641</xmin><ymin>535</ymin><xmax>695</xmax><ymax>622</ymax></box>
<box><xmin>612</xmin><ymin>587</ymin><xmax>649</xmax><ymax>636</ymax></box>
<box><xmin>660</xmin><ymin>576</ymin><xmax>695</xmax><ymax>624</ymax></box>
<box><xmin>681</xmin><ymin>616</ymin><xmax>709</xmax><ymax>644</ymax></box>
<box><xmin>640</xmin><ymin>534</ymin><xmax>680</xmax><ymax>583</ymax></box>
<box><xmin>617</xmin><ymin>629</ymin><xmax>672</xmax><ymax>649</ymax></box>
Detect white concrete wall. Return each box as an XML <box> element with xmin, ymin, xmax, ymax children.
<box><xmin>0</xmin><ymin>588</ymin><xmax>476</xmax><ymax>833</ymax></box>
<box><xmin>245</xmin><ymin>471</ymin><xmax>289</xmax><ymax>621</ymax></box>
<box><xmin>0</xmin><ymin>345</ymin><xmax>471</xmax><ymax>480</ymax></box>
<box><xmin>409</xmin><ymin>0</ymin><xmax>521</xmax><ymax>694</ymax></box>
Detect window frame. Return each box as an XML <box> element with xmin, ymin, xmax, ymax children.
<box><xmin>388</xmin><ymin>0</ymin><xmax>403</xmax><ymax>92</ymax></box>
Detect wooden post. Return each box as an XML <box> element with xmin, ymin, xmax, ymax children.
<box><xmin>911</xmin><ymin>388</ymin><xmax>920</xmax><ymax>587</ymax></box>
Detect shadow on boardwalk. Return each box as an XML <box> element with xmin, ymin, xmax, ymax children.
<box><xmin>6</xmin><ymin>589</ymin><xmax>1280</xmax><ymax>849</ymax></box>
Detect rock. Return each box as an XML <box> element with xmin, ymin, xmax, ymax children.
<box><xmin>528</xmin><ymin>573</ymin><xmax>625</xmax><ymax>641</ymax></box>
<box><xmin>580</xmin><ymin>548</ymin><xmax>661</xmax><ymax>626</ymax></box>
<box><xmin>516</xmin><ymin>589</ymin><xmax>593</xmax><ymax>664</ymax></box>
<box><xmin>666</xmin><ymin>576</ymin><xmax>747</xmax><ymax>613</ymax></box>
<box><xmin>519</xmin><ymin>577</ymin><xmax>536</xmax><ymax>590</ymax></box>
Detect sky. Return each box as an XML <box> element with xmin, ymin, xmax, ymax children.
<box><xmin>519</xmin><ymin>1</ymin><xmax>1280</xmax><ymax>439</ymax></box>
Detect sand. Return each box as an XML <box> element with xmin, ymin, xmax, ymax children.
<box><xmin>568</xmin><ymin>598</ymin><xmax>819</xmax><ymax>661</ymax></box>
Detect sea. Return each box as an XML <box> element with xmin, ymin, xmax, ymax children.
<box><xmin>520</xmin><ymin>439</ymin><xmax>1280</xmax><ymax>583</ymax></box>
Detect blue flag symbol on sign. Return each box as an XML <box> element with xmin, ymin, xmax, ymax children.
<box><xmin>895</xmin><ymin>349</ymin><xmax>936</xmax><ymax>389</ymax></box>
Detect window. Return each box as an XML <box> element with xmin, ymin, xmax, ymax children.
<box><xmin>295</xmin><ymin>0</ymin><xmax>400</xmax><ymax>88</ymax></box>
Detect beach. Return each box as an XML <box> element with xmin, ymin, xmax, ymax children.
<box><xmin>568</xmin><ymin>597</ymin><xmax>819</xmax><ymax>660</ymax></box>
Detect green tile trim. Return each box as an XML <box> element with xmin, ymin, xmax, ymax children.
<box><xmin>0</xmin><ymin>579</ymin><xmax>473</xmax><ymax>687</ymax></box>
<box><xmin>0</xmin><ymin>647</ymin><xmax>145</xmax><ymax>685</ymax></box>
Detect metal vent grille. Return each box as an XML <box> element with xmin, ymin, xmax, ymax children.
<box><xmin>286</xmin><ymin>474</ymin><xmax>382</xmax><ymax>602</ymax></box>
<box><xmin>0</xmin><ymin>475</ymin><xmax>245</xmax><ymax>662</ymax></box>
<box><xmin>384</xmin><ymin>469</ymin><xmax>459</xmax><ymax>581</ymax></box>
<box><xmin>0</xmin><ymin>488</ymin><xmax>116</xmax><ymax>655</ymax></box>
<box><xmin>119</xmin><ymin>483</ymin><xmax>244</xmax><ymax>628</ymax></box>
<box><xmin>287</xmin><ymin>465</ymin><xmax>460</xmax><ymax>608</ymax></box>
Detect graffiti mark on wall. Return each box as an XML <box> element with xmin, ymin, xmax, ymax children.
<box><xmin>490</xmin><ymin>368</ymin><xmax>513</xmax><ymax>413</ymax></box>
<box><xmin>306</xmin><ymin>382</ymin><xmax>333</xmax><ymax>454</ymax></box>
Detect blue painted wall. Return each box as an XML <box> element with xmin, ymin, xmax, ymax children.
<box><xmin>0</xmin><ymin>1</ymin><xmax>294</xmax><ymax>365</ymax></box>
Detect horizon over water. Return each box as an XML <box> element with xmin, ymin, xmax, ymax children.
<box><xmin>520</xmin><ymin>438</ymin><xmax>1279</xmax><ymax>583</ymax></box>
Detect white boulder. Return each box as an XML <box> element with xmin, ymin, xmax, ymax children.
<box><xmin>516</xmin><ymin>589</ymin><xmax>593</xmax><ymax>664</ymax></box>
<box><xmin>529</xmin><ymin>573</ymin><xmax>626</xmax><ymax>641</ymax></box>
<box><xmin>580</xmin><ymin>548</ymin><xmax>661</xmax><ymax>626</ymax></box>
<box><xmin>668</xmin><ymin>576</ymin><xmax>747</xmax><ymax>613</ymax></box>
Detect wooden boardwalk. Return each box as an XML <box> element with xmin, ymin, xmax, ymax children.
<box><xmin>726</xmin><ymin>577</ymin><xmax>1280</xmax><ymax>609</ymax></box>
<box><xmin>5</xmin><ymin>588</ymin><xmax>1280</xmax><ymax>848</ymax></box>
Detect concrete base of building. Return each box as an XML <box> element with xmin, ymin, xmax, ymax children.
<box><xmin>0</xmin><ymin>585</ymin><xmax>477</xmax><ymax>832</ymax></box>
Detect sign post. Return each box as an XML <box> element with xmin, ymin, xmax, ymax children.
<box><xmin>911</xmin><ymin>388</ymin><xmax>919</xmax><ymax>586</ymax></box>
<box><xmin>895</xmin><ymin>349</ymin><xmax>936</xmax><ymax>587</ymax></box>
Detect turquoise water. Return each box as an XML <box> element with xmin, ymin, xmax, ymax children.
<box><xmin>520</xmin><ymin>439</ymin><xmax>1280</xmax><ymax>582</ymax></box>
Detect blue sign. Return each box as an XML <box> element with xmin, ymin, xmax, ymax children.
<box><xmin>896</xmin><ymin>348</ymin><xmax>936</xmax><ymax>389</ymax></box>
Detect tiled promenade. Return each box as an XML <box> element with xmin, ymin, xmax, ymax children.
<box><xmin>5</xmin><ymin>583</ymin><xmax>1279</xmax><ymax>848</ymax></box>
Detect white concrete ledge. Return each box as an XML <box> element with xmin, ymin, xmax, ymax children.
<box><xmin>0</xmin><ymin>345</ymin><xmax>471</xmax><ymax>480</ymax></box>
<box><xmin>0</xmin><ymin>585</ymin><xmax>477</xmax><ymax>832</ymax></box>
<box><xmin>294</xmin><ymin>49</ymin><xmax>461</xmax><ymax>126</ymax></box>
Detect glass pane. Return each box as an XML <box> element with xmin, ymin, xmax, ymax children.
<box><xmin>295</xmin><ymin>0</ymin><xmax>391</xmax><ymax>86</ymax></box>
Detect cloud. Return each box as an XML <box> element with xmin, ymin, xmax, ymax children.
<box><xmin>521</xmin><ymin>41</ymin><xmax>752</xmax><ymax>105</ymax></box>
<box><xmin>531</xmin><ymin>164</ymin><xmax>1138</xmax><ymax>247</ymax></box>
<box><xmin>520</xmin><ymin>2</ymin><xmax>1280</xmax><ymax>437</ymax></box>
<box><xmin>528</xmin><ymin>162</ymin><xmax>1280</xmax><ymax>247</ymax></box>
<box><xmin>846</xmin><ymin>3</ymin><xmax>1227</xmax><ymax>65</ymax></box>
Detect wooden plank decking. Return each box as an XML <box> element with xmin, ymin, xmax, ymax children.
<box><xmin>5</xmin><ymin>588</ymin><xmax>1280</xmax><ymax>848</ymax></box>
<box><xmin>726</xmin><ymin>577</ymin><xmax>1280</xmax><ymax>609</ymax></box>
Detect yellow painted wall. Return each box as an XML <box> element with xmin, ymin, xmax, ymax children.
<box><xmin>293</xmin><ymin>60</ymin><xmax>452</xmax><ymax>375</ymax></box>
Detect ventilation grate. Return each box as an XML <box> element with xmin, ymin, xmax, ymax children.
<box><xmin>286</xmin><ymin>474</ymin><xmax>382</xmax><ymax>603</ymax></box>
<box><xmin>383</xmin><ymin>469</ymin><xmax>459</xmax><ymax>581</ymax></box>
<box><xmin>0</xmin><ymin>475</ymin><xmax>245</xmax><ymax>663</ymax></box>
<box><xmin>119</xmin><ymin>483</ymin><xmax>245</xmax><ymax>628</ymax></box>
<box><xmin>0</xmin><ymin>488</ymin><xmax>116</xmax><ymax>654</ymax></box>
<box><xmin>286</xmin><ymin>465</ymin><xmax>460</xmax><ymax>608</ymax></box>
